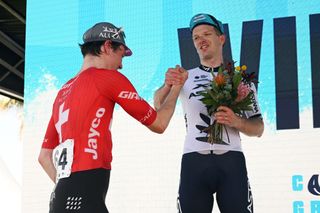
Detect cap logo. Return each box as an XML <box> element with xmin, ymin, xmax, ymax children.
<box><xmin>83</xmin><ymin>22</ymin><xmax>132</xmax><ymax>56</ymax></box>
<box><xmin>99</xmin><ymin>26</ymin><xmax>122</xmax><ymax>40</ymax></box>
<box><xmin>193</xmin><ymin>14</ymin><xmax>207</xmax><ymax>23</ymax></box>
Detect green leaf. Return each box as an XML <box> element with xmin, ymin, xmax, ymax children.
<box><xmin>233</xmin><ymin>72</ymin><xmax>242</xmax><ymax>88</ymax></box>
<box><xmin>202</xmin><ymin>98</ymin><xmax>215</xmax><ymax>105</ymax></box>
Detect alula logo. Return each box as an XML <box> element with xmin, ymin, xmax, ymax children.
<box><xmin>308</xmin><ymin>175</ymin><xmax>320</xmax><ymax>196</ymax></box>
<box><xmin>292</xmin><ymin>174</ymin><xmax>320</xmax><ymax>213</ymax></box>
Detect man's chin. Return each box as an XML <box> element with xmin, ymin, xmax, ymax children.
<box><xmin>201</xmin><ymin>54</ymin><xmax>213</xmax><ymax>61</ymax></box>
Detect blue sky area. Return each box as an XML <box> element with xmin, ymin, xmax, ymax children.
<box><xmin>25</xmin><ymin>0</ymin><xmax>320</xmax><ymax>124</ymax></box>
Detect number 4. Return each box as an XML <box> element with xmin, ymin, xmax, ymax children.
<box><xmin>58</xmin><ymin>148</ymin><xmax>68</xmax><ymax>170</ymax></box>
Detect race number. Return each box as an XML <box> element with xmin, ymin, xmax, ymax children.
<box><xmin>52</xmin><ymin>139</ymin><xmax>74</xmax><ymax>180</ymax></box>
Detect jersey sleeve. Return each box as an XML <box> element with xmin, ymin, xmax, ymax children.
<box><xmin>243</xmin><ymin>83</ymin><xmax>263</xmax><ymax>119</ymax></box>
<box><xmin>95</xmin><ymin>70</ymin><xmax>157</xmax><ymax>126</ymax></box>
<box><xmin>41</xmin><ymin>115</ymin><xmax>59</xmax><ymax>149</ymax></box>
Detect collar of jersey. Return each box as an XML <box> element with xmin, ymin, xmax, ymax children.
<box><xmin>199</xmin><ymin>65</ymin><xmax>220</xmax><ymax>73</ymax></box>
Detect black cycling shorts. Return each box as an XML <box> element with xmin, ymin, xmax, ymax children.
<box><xmin>49</xmin><ymin>168</ymin><xmax>110</xmax><ymax>213</ymax></box>
<box><xmin>177</xmin><ymin>151</ymin><xmax>253</xmax><ymax>213</ymax></box>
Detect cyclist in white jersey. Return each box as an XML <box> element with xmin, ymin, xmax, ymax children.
<box><xmin>154</xmin><ymin>13</ymin><xmax>264</xmax><ymax>213</ymax></box>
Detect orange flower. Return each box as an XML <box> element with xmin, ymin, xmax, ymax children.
<box><xmin>214</xmin><ymin>74</ymin><xmax>225</xmax><ymax>86</ymax></box>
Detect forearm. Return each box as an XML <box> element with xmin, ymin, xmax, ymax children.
<box><xmin>38</xmin><ymin>148</ymin><xmax>56</xmax><ymax>183</ymax></box>
<box><xmin>236</xmin><ymin>117</ymin><xmax>264</xmax><ymax>137</ymax></box>
<box><xmin>43</xmin><ymin>162</ymin><xmax>56</xmax><ymax>183</ymax></box>
<box><xmin>153</xmin><ymin>84</ymin><xmax>171</xmax><ymax>110</ymax></box>
<box><xmin>157</xmin><ymin>85</ymin><xmax>181</xmax><ymax>124</ymax></box>
<box><xmin>148</xmin><ymin>85</ymin><xmax>181</xmax><ymax>133</ymax></box>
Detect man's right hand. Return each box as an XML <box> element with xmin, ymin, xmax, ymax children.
<box><xmin>165</xmin><ymin>65</ymin><xmax>188</xmax><ymax>86</ymax></box>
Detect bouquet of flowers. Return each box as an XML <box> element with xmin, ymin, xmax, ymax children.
<box><xmin>198</xmin><ymin>62</ymin><xmax>257</xmax><ymax>144</ymax></box>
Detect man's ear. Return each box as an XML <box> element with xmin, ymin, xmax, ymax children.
<box><xmin>102</xmin><ymin>40</ymin><xmax>111</xmax><ymax>54</ymax></box>
<box><xmin>220</xmin><ymin>35</ymin><xmax>226</xmax><ymax>46</ymax></box>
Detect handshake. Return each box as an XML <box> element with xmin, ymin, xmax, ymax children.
<box><xmin>164</xmin><ymin>65</ymin><xmax>188</xmax><ymax>87</ymax></box>
<box><xmin>153</xmin><ymin>65</ymin><xmax>188</xmax><ymax>111</ymax></box>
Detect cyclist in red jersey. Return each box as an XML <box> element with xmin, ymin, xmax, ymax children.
<box><xmin>38</xmin><ymin>22</ymin><xmax>188</xmax><ymax>213</ymax></box>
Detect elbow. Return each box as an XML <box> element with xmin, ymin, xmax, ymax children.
<box><xmin>38</xmin><ymin>153</ymin><xmax>46</xmax><ymax>167</ymax></box>
<box><xmin>148</xmin><ymin>123</ymin><xmax>167</xmax><ymax>134</ymax></box>
<box><xmin>256</xmin><ymin>122</ymin><xmax>265</xmax><ymax>137</ymax></box>
<box><xmin>153</xmin><ymin>126</ymin><xmax>166</xmax><ymax>134</ymax></box>
<box><xmin>244</xmin><ymin>121</ymin><xmax>264</xmax><ymax>137</ymax></box>
<box><xmin>38</xmin><ymin>149</ymin><xmax>52</xmax><ymax>167</ymax></box>
<box><xmin>38</xmin><ymin>155</ymin><xmax>45</xmax><ymax>168</ymax></box>
<box><xmin>249</xmin><ymin>118</ymin><xmax>264</xmax><ymax>137</ymax></box>
<box><xmin>157</xmin><ymin>128</ymin><xmax>166</xmax><ymax>134</ymax></box>
<box><xmin>148</xmin><ymin>116</ymin><xmax>168</xmax><ymax>134</ymax></box>
<box><xmin>257</xmin><ymin>128</ymin><xmax>264</xmax><ymax>137</ymax></box>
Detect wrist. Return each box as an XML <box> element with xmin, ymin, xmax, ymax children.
<box><xmin>171</xmin><ymin>84</ymin><xmax>183</xmax><ymax>90</ymax></box>
<box><xmin>163</xmin><ymin>83</ymin><xmax>172</xmax><ymax>90</ymax></box>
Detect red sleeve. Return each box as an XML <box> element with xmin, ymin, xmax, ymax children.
<box><xmin>94</xmin><ymin>69</ymin><xmax>157</xmax><ymax>126</ymax></box>
<box><xmin>41</xmin><ymin>115</ymin><xmax>59</xmax><ymax>149</ymax></box>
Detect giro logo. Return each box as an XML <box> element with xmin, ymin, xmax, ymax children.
<box><xmin>308</xmin><ymin>175</ymin><xmax>320</xmax><ymax>196</ymax></box>
<box><xmin>118</xmin><ymin>91</ymin><xmax>142</xmax><ymax>100</ymax></box>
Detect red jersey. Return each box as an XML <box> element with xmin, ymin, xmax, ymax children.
<box><xmin>42</xmin><ymin>67</ymin><xmax>157</xmax><ymax>172</ymax></box>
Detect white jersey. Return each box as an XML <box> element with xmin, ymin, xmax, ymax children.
<box><xmin>180</xmin><ymin>66</ymin><xmax>262</xmax><ymax>154</ymax></box>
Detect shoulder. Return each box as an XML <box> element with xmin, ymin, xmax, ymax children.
<box><xmin>86</xmin><ymin>68</ymin><xmax>129</xmax><ymax>81</ymax></box>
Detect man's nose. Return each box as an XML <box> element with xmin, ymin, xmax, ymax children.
<box><xmin>198</xmin><ymin>35</ymin><xmax>207</xmax><ymax>42</ymax></box>
<box><xmin>198</xmin><ymin>37</ymin><xmax>207</xmax><ymax>44</ymax></box>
